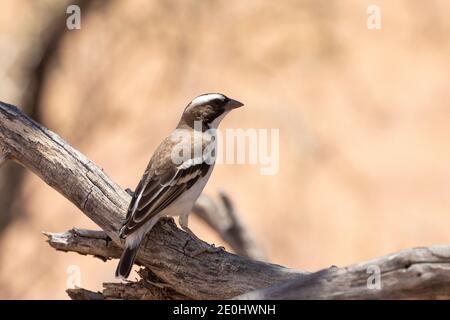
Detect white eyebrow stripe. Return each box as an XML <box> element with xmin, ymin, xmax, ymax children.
<box><xmin>189</xmin><ymin>94</ymin><xmax>224</xmax><ymax>107</ymax></box>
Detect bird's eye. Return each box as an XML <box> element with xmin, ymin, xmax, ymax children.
<box><xmin>212</xmin><ymin>98</ymin><xmax>225</xmax><ymax>106</ymax></box>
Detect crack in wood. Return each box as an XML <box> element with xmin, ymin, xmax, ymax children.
<box><xmin>3</xmin><ymin>101</ymin><xmax>450</xmax><ymax>300</ymax></box>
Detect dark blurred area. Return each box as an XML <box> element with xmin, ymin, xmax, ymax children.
<box><xmin>1</xmin><ymin>0</ymin><xmax>450</xmax><ymax>298</ymax></box>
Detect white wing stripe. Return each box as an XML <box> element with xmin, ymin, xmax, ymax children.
<box><xmin>133</xmin><ymin>159</ymin><xmax>205</xmax><ymax>221</ymax></box>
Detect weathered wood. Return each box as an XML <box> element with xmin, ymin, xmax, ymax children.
<box><xmin>236</xmin><ymin>244</ymin><xmax>450</xmax><ymax>299</ymax></box>
<box><xmin>67</xmin><ymin>282</ymin><xmax>189</xmax><ymax>300</ymax></box>
<box><xmin>102</xmin><ymin>268</ymin><xmax>190</xmax><ymax>300</ymax></box>
<box><xmin>43</xmin><ymin>228</ymin><xmax>122</xmax><ymax>262</ymax></box>
<box><xmin>0</xmin><ymin>101</ymin><xmax>304</xmax><ymax>299</ymax></box>
<box><xmin>4</xmin><ymin>100</ymin><xmax>450</xmax><ymax>300</ymax></box>
<box><xmin>66</xmin><ymin>266</ymin><xmax>189</xmax><ymax>300</ymax></box>
<box><xmin>46</xmin><ymin>227</ymin><xmax>450</xmax><ymax>300</ymax></box>
<box><xmin>66</xmin><ymin>288</ymin><xmax>104</xmax><ymax>300</ymax></box>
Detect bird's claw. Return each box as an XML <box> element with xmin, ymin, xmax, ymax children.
<box><xmin>125</xmin><ymin>188</ymin><xmax>134</xmax><ymax>196</ymax></box>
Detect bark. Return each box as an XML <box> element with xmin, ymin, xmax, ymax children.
<box><xmin>2</xmin><ymin>100</ymin><xmax>450</xmax><ymax>300</ymax></box>
<box><xmin>236</xmin><ymin>244</ymin><xmax>450</xmax><ymax>299</ymax></box>
<box><xmin>0</xmin><ymin>101</ymin><xmax>303</xmax><ymax>300</ymax></box>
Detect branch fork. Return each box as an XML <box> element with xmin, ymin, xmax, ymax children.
<box><xmin>2</xmin><ymin>100</ymin><xmax>450</xmax><ymax>300</ymax></box>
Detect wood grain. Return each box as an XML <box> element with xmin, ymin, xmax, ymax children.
<box><xmin>3</xmin><ymin>100</ymin><xmax>450</xmax><ymax>300</ymax></box>
<box><xmin>0</xmin><ymin>101</ymin><xmax>303</xmax><ymax>299</ymax></box>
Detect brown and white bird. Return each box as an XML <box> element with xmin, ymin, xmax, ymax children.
<box><xmin>116</xmin><ymin>93</ymin><xmax>244</xmax><ymax>279</ymax></box>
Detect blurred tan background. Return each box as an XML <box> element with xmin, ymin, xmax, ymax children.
<box><xmin>1</xmin><ymin>0</ymin><xmax>450</xmax><ymax>299</ymax></box>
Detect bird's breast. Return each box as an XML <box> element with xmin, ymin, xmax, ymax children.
<box><xmin>165</xmin><ymin>165</ymin><xmax>214</xmax><ymax>217</ymax></box>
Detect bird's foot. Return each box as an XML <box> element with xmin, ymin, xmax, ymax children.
<box><xmin>125</xmin><ymin>188</ymin><xmax>134</xmax><ymax>197</ymax></box>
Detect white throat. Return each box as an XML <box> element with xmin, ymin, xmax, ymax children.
<box><xmin>209</xmin><ymin>110</ymin><xmax>230</xmax><ymax>129</ymax></box>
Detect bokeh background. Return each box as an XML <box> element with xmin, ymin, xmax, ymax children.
<box><xmin>1</xmin><ymin>0</ymin><xmax>450</xmax><ymax>299</ymax></box>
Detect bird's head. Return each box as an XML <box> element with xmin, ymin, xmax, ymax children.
<box><xmin>179</xmin><ymin>93</ymin><xmax>244</xmax><ymax>130</ymax></box>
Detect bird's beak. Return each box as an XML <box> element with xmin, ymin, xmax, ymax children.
<box><xmin>226</xmin><ymin>98</ymin><xmax>244</xmax><ymax>109</ymax></box>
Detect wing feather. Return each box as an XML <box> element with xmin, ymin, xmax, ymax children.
<box><xmin>120</xmin><ymin>160</ymin><xmax>210</xmax><ymax>237</ymax></box>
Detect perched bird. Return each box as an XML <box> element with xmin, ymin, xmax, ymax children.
<box><xmin>116</xmin><ymin>93</ymin><xmax>244</xmax><ymax>279</ymax></box>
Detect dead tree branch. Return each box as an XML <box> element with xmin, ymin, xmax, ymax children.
<box><xmin>235</xmin><ymin>244</ymin><xmax>450</xmax><ymax>299</ymax></box>
<box><xmin>0</xmin><ymin>101</ymin><xmax>303</xmax><ymax>299</ymax></box>
<box><xmin>67</xmin><ymin>267</ymin><xmax>190</xmax><ymax>300</ymax></box>
<box><xmin>46</xmin><ymin>227</ymin><xmax>450</xmax><ymax>300</ymax></box>
<box><xmin>43</xmin><ymin>228</ymin><xmax>121</xmax><ymax>262</ymax></box>
<box><xmin>66</xmin><ymin>288</ymin><xmax>104</xmax><ymax>300</ymax></box>
<box><xmin>3</xmin><ymin>100</ymin><xmax>450</xmax><ymax>300</ymax></box>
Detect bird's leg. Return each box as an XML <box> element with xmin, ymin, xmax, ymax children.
<box><xmin>178</xmin><ymin>213</ymin><xmax>224</xmax><ymax>257</ymax></box>
<box><xmin>125</xmin><ymin>188</ymin><xmax>134</xmax><ymax>197</ymax></box>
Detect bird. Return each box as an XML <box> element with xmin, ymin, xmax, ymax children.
<box><xmin>115</xmin><ymin>93</ymin><xmax>244</xmax><ymax>279</ymax></box>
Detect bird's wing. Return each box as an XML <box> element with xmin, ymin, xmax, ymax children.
<box><xmin>119</xmin><ymin>155</ymin><xmax>210</xmax><ymax>238</ymax></box>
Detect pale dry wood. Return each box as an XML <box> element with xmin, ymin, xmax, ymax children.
<box><xmin>67</xmin><ymin>268</ymin><xmax>190</xmax><ymax>300</ymax></box>
<box><xmin>44</xmin><ymin>227</ymin><xmax>247</xmax><ymax>299</ymax></box>
<box><xmin>65</xmin><ymin>257</ymin><xmax>190</xmax><ymax>300</ymax></box>
<box><xmin>4</xmin><ymin>100</ymin><xmax>450</xmax><ymax>300</ymax></box>
<box><xmin>68</xmin><ymin>283</ymin><xmax>188</xmax><ymax>300</ymax></box>
<box><xmin>43</xmin><ymin>228</ymin><xmax>122</xmax><ymax>262</ymax></box>
<box><xmin>101</xmin><ymin>281</ymin><xmax>186</xmax><ymax>300</ymax></box>
<box><xmin>0</xmin><ymin>101</ymin><xmax>303</xmax><ymax>299</ymax></box>
<box><xmin>46</xmin><ymin>227</ymin><xmax>450</xmax><ymax>299</ymax></box>
<box><xmin>102</xmin><ymin>268</ymin><xmax>190</xmax><ymax>300</ymax></box>
<box><xmin>236</xmin><ymin>244</ymin><xmax>450</xmax><ymax>299</ymax></box>
<box><xmin>66</xmin><ymin>288</ymin><xmax>104</xmax><ymax>300</ymax></box>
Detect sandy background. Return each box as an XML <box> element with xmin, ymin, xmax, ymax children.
<box><xmin>1</xmin><ymin>0</ymin><xmax>450</xmax><ymax>299</ymax></box>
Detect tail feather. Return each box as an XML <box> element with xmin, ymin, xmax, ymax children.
<box><xmin>115</xmin><ymin>245</ymin><xmax>139</xmax><ymax>279</ymax></box>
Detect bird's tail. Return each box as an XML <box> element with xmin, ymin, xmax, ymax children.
<box><xmin>115</xmin><ymin>244</ymin><xmax>139</xmax><ymax>279</ymax></box>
